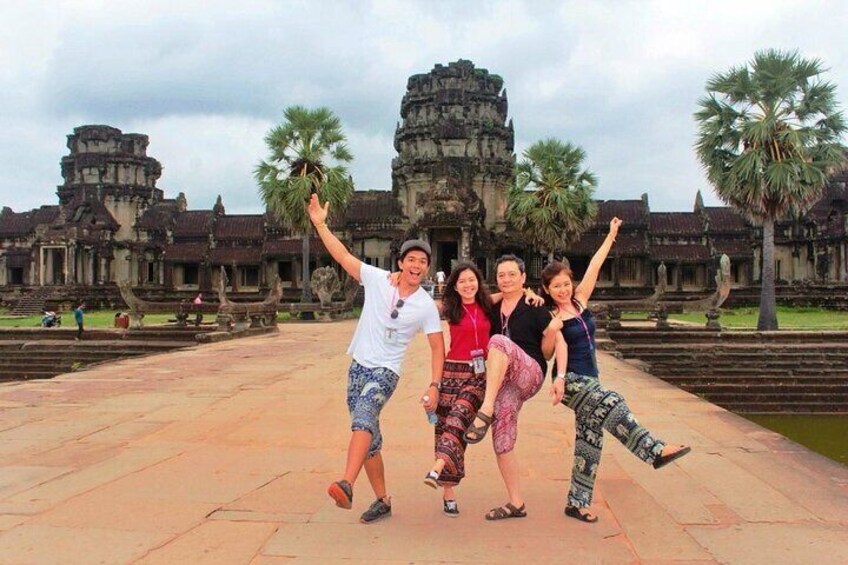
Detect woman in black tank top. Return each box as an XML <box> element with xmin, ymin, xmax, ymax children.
<box><xmin>539</xmin><ymin>218</ymin><xmax>692</xmax><ymax>523</ymax></box>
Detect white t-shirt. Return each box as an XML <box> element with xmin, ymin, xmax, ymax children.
<box><xmin>436</xmin><ymin>271</ymin><xmax>446</xmax><ymax>284</ymax></box>
<box><xmin>347</xmin><ymin>264</ymin><xmax>442</xmax><ymax>375</ymax></box>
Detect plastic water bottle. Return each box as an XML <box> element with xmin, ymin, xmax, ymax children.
<box><xmin>421</xmin><ymin>395</ymin><xmax>438</xmax><ymax>425</ymax></box>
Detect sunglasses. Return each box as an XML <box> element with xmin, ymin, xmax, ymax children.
<box><xmin>390</xmin><ymin>298</ymin><xmax>405</xmax><ymax>319</ymax></box>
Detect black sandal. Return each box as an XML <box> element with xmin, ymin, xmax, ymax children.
<box><xmin>485</xmin><ymin>502</ymin><xmax>526</xmax><ymax>521</ymax></box>
<box><xmin>565</xmin><ymin>505</ymin><xmax>598</xmax><ymax>523</ymax></box>
<box><xmin>327</xmin><ymin>479</ymin><xmax>353</xmax><ymax>509</ymax></box>
<box><xmin>653</xmin><ymin>445</ymin><xmax>692</xmax><ymax>469</ymax></box>
<box><xmin>464</xmin><ymin>411</ymin><xmax>494</xmax><ymax>444</ymax></box>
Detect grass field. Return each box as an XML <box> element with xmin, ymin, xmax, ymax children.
<box><xmin>0</xmin><ymin>309</ymin><xmax>301</xmax><ymax>328</ymax></box>
<box><xmin>621</xmin><ymin>306</ymin><xmax>848</xmax><ymax>330</ymax></box>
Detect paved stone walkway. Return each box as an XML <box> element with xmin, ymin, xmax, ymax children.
<box><xmin>0</xmin><ymin>321</ymin><xmax>846</xmax><ymax>564</ymax></box>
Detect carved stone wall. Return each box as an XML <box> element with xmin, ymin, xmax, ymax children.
<box><xmin>392</xmin><ymin>60</ymin><xmax>514</xmax><ymax>236</ymax></box>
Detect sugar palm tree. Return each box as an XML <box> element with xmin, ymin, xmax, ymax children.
<box><xmin>695</xmin><ymin>49</ymin><xmax>846</xmax><ymax>330</ymax></box>
<box><xmin>256</xmin><ymin>106</ymin><xmax>354</xmax><ymax>303</ymax></box>
<box><xmin>507</xmin><ymin>138</ymin><xmax>598</xmax><ymax>263</ymax></box>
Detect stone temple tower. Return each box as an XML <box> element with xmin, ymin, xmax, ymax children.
<box><xmin>391</xmin><ymin>59</ymin><xmax>515</xmax><ymax>274</ymax></box>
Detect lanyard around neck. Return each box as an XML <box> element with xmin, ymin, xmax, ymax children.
<box><xmin>462</xmin><ymin>303</ymin><xmax>480</xmax><ymax>349</ymax></box>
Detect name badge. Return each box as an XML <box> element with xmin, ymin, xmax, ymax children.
<box><xmin>470</xmin><ymin>348</ymin><xmax>486</xmax><ymax>375</ymax></box>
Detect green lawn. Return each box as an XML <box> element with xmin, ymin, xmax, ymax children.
<box><xmin>670</xmin><ymin>306</ymin><xmax>848</xmax><ymax>330</ymax></box>
<box><xmin>0</xmin><ymin>309</ymin><xmax>299</xmax><ymax>328</ymax></box>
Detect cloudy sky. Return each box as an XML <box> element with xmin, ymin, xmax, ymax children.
<box><xmin>1</xmin><ymin>0</ymin><xmax>846</xmax><ymax>215</ymax></box>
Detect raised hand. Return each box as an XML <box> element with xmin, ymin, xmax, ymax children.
<box><xmin>307</xmin><ymin>194</ymin><xmax>329</xmax><ymax>226</ymax></box>
<box><xmin>609</xmin><ymin>216</ymin><xmax>622</xmax><ymax>239</ymax></box>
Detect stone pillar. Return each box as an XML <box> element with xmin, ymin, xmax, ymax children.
<box><xmin>612</xmin><ymin>257</ymin><xmax>620</xmax><ymax>288</ymax></box>
<box><xmin>67</xmin><ymin>245</ymin><xmax>77</xmax><ymax>284</ymax></box>
<box><xmin>841</xmin><ymin>243</ymin><xmax>847</xmax><ymax>282</ymax></box>
<box><xmin>460</xmin><ymin>228</ymin><xmax>471</xmax><ymax>263</ymax></box>
<box><xmin>676</xmin><ymin>262</ymin><xmax>683</xmax><ymax>291</ymax></box>
<box><xmin>99</xmin><ymin>257</ymin><xmax>108</xmax><ymax>284</ymax></box>
<box><xmin>231</xmin><ymin>262</ymin><xmax>239</xmax><ymax>292</ymax></box>
<box><xmin>39</xmin><ymin>247</ymin><xmax>45</xmax><ymax>286</ymax></box>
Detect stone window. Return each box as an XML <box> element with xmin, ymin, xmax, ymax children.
<box><xmin>598</xmin><ymin>259</ymin><xmax>613</xmax><ymax>283</ymax></box>
<box><xmin>240</xmin><ymin>267</ymin><xmax>259</xmax><ymax>287</ymax></box>
<box><xmin>619</xmin><ymin>258</ymin><xmax>640</xmax><ymax>284</ymax></box>
<box><xmin>681</xmin><ymin>265</ymin><xmax>699</xmax><ymax>287</ymax></box>
<box><xmin>183</xmin><ymin>264</ymin><xmax>199</xmax><ymax>286</ymax></box>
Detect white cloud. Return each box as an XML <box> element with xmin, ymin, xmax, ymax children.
<box><xmin>1</xmin><ymin>0</ymin><xmax>846</xmax><ymax>216</ymax></box>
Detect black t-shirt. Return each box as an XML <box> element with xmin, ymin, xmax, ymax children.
<box><xmin>492</xmin><ymin>299</ymin><xmax>552</xmax><ymax>375</ymax></box>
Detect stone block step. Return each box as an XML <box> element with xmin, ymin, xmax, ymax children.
<box><xmin>680</xmin><ymin>390</ymin><xmax>848</xmax><ymax>404</ymax></box>
<box><xmin>715</xmin><ymin>401</ymin><xmax>848</xmax><ymax>414</ymax></box>
<box><xmin>640</xmin><ymin>362</ymin><xmax>847</xmax><ymax>374</ymax></box>
<box><xmin>656</xmin><ymin>374</ymin><xmax>848</xmax><ymax>385</ymax></box>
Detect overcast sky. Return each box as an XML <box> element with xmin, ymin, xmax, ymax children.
<box><xmin>1</xmin><ymin>0</ymin><xmax>846</xmax><ymax>215</ymax></box>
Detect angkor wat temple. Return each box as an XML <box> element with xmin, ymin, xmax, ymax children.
<box><xmin>1</xmin><ymin>60</ymin><xmax>847</xmax><ymax>306</ymax></box>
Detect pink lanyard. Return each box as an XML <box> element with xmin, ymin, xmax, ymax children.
<box><xmin>462</xmin><ymin>303</ymin><xmax>481</xmax><ymax>349</ymax></box>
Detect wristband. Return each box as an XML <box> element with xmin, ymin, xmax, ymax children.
<box><xmin>555</xmin><ymin>373</ymin><xmax>567</xmax><ymax>382</ymax></box>
<box><xmin>429</xmin><ymin>381</ymin><xmax>442</xmax><ymax>391</ymax></box>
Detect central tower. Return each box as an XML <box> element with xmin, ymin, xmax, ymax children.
<box><xmin>391</xmin><ymin>59</ymin><xmax>515</xmax><ymax>274</ymax></box>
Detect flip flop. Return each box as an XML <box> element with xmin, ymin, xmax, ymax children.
<box><xmin>653</xmin><ymin>445</ymin><xmax>692</xmax><ymax>469</ymax></box>
<box><xmin>464</xmin><ymin>411</ymin><xmax>494</xmax><ymax>444</ymax></box>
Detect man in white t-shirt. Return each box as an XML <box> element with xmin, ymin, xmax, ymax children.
<box><xmin>307</xmin><ymin>194</ymin><xmax>445</xmax><ymax>523</ymax></box>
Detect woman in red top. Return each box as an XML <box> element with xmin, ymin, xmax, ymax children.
<box><xmin>422</xmin><ymin>262</ymin><xmax>493</xmax><ymax>516</ymax></box>
<box><xmin>421</xmin><ymin>262</ymin><xmax>545</xmax><ymax>516</ymax></box>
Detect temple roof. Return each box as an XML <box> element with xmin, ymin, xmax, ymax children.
<box><xmin>173</xmin><ymin>211</ymin><xmax>213</xmax><ymax>238</ymax></box>
<box><xmin>63</xmin><ymin>192</ymin><xmax>119</xmax><ymax>230</ymax></box>
<box><xmin>163</xmin><ymin>242</ymin><xmax>208</xmax><ymax>263</ymax></box>
<box><xmin>705</xmin><ymin>207</ymin><xmax>749</xmax><ymax>233</ymax></box>
<box><xmin>568</xmin><ymin>232</ymin><xmax>646</xmax><ymax>256</ymax></box>
<box><xmin>0</xmin><ymin>206</ymin><xmax>59</xmax><ymax>236</ymax></box>
<box><xmin>596</xmin><ymin>200</ymin><xmax>647</xmax><ymax>226</ymax></box>
<box><xmin>712</xmin><ymin>238</ymin><xmax>753</xmax><ymax>258</ymax></box>
<box><xmin>650</xmin><ymin>243</ymin><xmax>711</xmax><ymax>262</ymax></box>
<box><xmin>209</xmin><ymin>246</ymin><xmax>262</xmax><ymax>265</ymax></box>
<box><xmin>136</xmin><ymin>201</ymin><xmax>179</xmax><ymax>231</ymax></box>
<box><xmin>214</xmin><ymin>215</ymin><xmax>265</xmax><ymax>240</ymax></box>
<box><xmin>345</xmin><ymin>190</ymin><xmax>406</xmax><ymax>225</ymax></box>
<box><xmin>650</xmin><ymin>212</ymin><xmax>703</xmax><ymax>236</ymax></box>
<box><xmin>262</xmin><ymin>237</ymin><xmax>327</xmax><ymax>256</ymax></box>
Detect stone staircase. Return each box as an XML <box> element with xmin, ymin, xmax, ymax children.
<box><xmin>606</xmin><ymin>328</ymin><xmax>848</xmax><ymax>413</ymax></box>
<box><xmin>0</xmin><ymin>326</ymin><xmax>216</xmax><ymax>382</ymax></box>
<box><xmin>9</xmin><ymin>286</ymin><xmax>55</xmax><ymax>316</ymax></box>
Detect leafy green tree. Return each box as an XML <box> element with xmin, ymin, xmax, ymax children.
<box><xmin>695</xmin><ymin>49</ymin><xmax>846</xmax><ymax>330</ymax></box>
<box><xmin>256</xmin><ymin>106</ymin><xmax>354</xmax><ymax>303</ymax></box>
<box><xmin>506</xmin><ymin>138</ymin><xmax>598</xmax><ymax>263</ymax></box>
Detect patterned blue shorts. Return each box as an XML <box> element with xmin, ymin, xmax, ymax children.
<box><xmin>347</xmin><ymin>361</ymin><xmax>400</xmax><ymax>458</ymax></box>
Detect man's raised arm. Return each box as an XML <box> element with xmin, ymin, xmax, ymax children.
<box><xmin>307</xmin><ymin>194</ymin><xmax>362</xmax><ymax>281</ymax></box>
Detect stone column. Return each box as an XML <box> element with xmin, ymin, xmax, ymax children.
<box><xmin>39</xmin><ymin>247</ymin><xmax>45</xmax><ymax>286</ymax></box>
<box><xmin>612</xmin><ymin>257</ymin><xmax>620</xmax><ymax>288</ymax></box>
<box><xmin>460</xmin><ymin>228</ymin><xmax>471</xmax><ymax>263</ymax></box>
<box><xmin>99</xmin><ymin>257</ymin><xmax>108</xmax><ymax>284</ymax></box>
<box><xmin>676</xmin><ymin>262</ymin><xmax>683</xmax><ymax>291</ymax></box>
<box><xmin>67</xmin><ymin>245</ymin><xmax>77</xmax><ymax>284</ymax></box>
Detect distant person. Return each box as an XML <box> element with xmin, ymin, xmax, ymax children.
<box><xmin>74</xmin><ymin>303</ymin><xmax>85</xmax><ymax>340</ymax></box>
<box><xmin>193</xmin><ymin>293</ymin><xmax>203</xmax><ymax>305</ymax></box>
<box><xmin>307</xmin><ymin>194</ymin><xmax>445</xmax><ymax>524</ymax></box>
<box><xmin>542</xmin><ymin>217</ymin><xmax>691</xmax><ymax>523</ymax></box>
<box><xmin>436</xmin><ymin>270</ymin><xmax>446</xmax><ymax>295</ymax></box>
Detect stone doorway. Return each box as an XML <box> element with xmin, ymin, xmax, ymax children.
<box><xmin>437</xmin><ymin>241</ymin><xmax>458</xmax><ymax>276</ymax></box>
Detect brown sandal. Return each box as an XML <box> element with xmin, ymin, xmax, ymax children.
<box><xmin>485</xmin><ymin>502</ymin><xmax>526</xmax><ymax>520</ymax></box>
<box><xmin>565</xmin><ymin>505</ymin><xmax>598</xmax><ymax>523</ymax></box>
<box><xmin>464</xmin><ymin>411</ymin><xmax>494</xmax><ymax>444</ymax></box>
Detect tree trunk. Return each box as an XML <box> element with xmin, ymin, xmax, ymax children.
<box><xmin>757</xmin><ymin>218</ymin><xmax>779</xmax><ymax>330</ymax></box>
<box><xmin>301</xmin><ymin>234</ymin><xmax>312</xmax><ymax>303</ymax></box>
